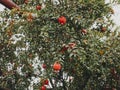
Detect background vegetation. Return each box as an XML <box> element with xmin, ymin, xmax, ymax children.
<box><xmin>0</xmin><ymin>0</ymin><xmax>120</xmax><ymax>90</ymax></box>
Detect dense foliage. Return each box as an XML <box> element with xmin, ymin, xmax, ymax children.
<box><xmin>0</xmin><ymin>0</ymin><xmax>120</xmax><ymax>90</ymax></box>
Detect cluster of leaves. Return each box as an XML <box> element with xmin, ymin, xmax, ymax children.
<box><xmin>0</xmin><ymin>0</ymin><xmax>120</xmax><ymax>90</ymax></box>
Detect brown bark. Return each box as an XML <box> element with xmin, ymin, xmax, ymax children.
<box><xmin>0</xmin><ymin>0</ymin><xmax>19</xmax><ymax>9</ymax></box>
<box><xmin>0</xmin><ymin>88</ymin><xmax>10</xmax><ymax>90</ymax></box>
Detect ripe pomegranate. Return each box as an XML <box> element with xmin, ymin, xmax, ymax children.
<box><xmin>53</xmin><ymin>62</ymin><xmax>61</xmax><ymax>71</ymax></box>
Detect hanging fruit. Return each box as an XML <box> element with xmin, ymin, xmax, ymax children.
<box><xmin>60</xmin><ymin>45</ymin><xmax>69</xmax><ymax>53</ymax></box>
<box><xmin>36</xmin><ymin>5</ymin><xmax>41</xmax><ymax>10</ymax></box>
<box><xmin>53</xmin><ymin>61</ymin><xmax>61</xmax><ymax>71</ymax></box>
<box><xmin>24</xmin><ymin>0</ymin><xmax>29</xmax><ymax>4</ymax></box>
<box><xmin>81</xmin><ymin>29</ymin><xmax>87</xmax><ymax>34</ymax></box>
<box><xmin>43</xmin><ymin>79</ymin><xmax>49</xmax><ymax>85</ymax></box>
<box><xmin>42</xmin><ymin>64</ymin><xmax>47</xmax><ymax>69</ymax></box>
<box><xmin>58</xmin><ymin>16</ymin><xmax>67</xmax><ymax>25</ymax></box>
<box><xmin>40</xmin><ymin>86</ymin><xmax>46</xmax><ymax>90</ymax></box>
<box><xmin>68</xmin><ymin>42</ymin><xmax>76</xmax><ymax>49</ymax></box>
<box><xmin>101</xmin><ymin>27</ymin><xmax>107</xmax><ymax>32</ymax></box>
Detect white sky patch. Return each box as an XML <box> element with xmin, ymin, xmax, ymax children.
<box><xmin>111</xmin><ymin>5</ymin><xmax>120</xmax><ymax>26</ymax></box>
<box><xmin>0</xmin><ymin>4</ymin><xmax>5</xmax><ymax>11</ymax></box>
